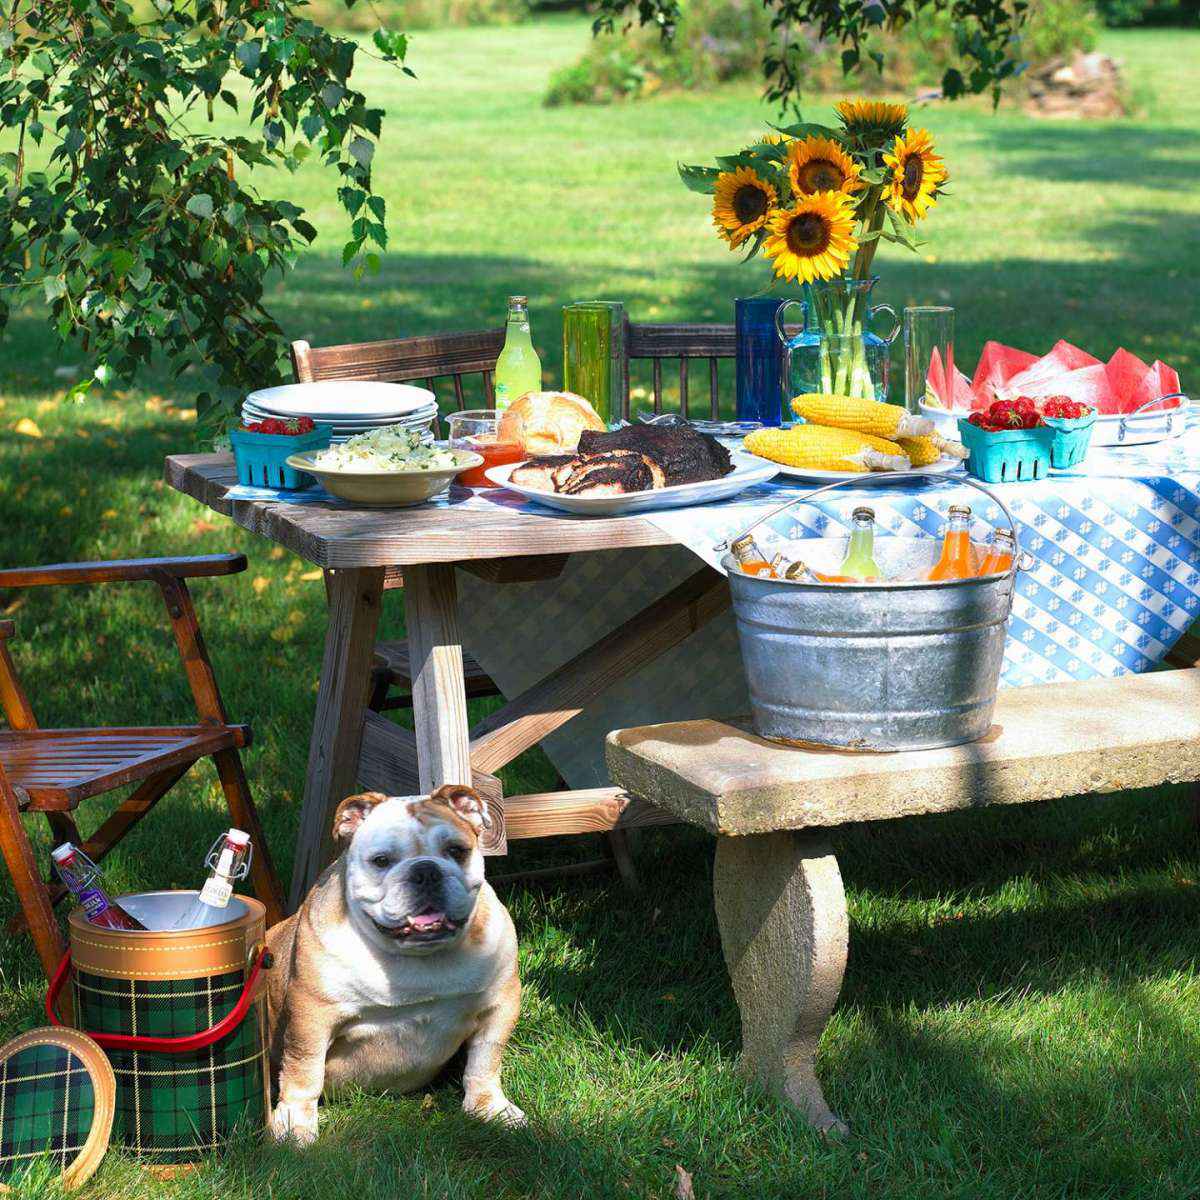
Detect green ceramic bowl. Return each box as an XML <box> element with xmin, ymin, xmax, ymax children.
<box><xmin>284</xmin><ymin>448</ymin><xmax>483</xmax><ymax>507</ymax></box>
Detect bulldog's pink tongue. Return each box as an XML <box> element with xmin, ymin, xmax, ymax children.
<box><xmin>410</xmin><ymin>910</ymin><xmax>446</xmax><ymax>931</ymax></box>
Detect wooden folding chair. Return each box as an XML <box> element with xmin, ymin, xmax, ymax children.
<box><xmin>0</xmin><ymin>554</ymin><xmax>285</xmax><ymax>979</ymax></box>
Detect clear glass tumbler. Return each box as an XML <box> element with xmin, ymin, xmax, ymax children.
<box><xmin>904</xmin><ymin>306</ymin><xmax>955</xmax><ymax>413</ymax></box>
<box><xmin>446</xmin><ymin>409</ymin><xmax>524</xmax><ymax>488</ymax></box>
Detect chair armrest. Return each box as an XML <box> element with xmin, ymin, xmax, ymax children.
<box><xmin>0</xmin><ymin>621</ymin><xmax>13</xmax><ymax>640</ymax></box>
<box><xmin>0</xmin><ymin>554</ymin><xmax>247</xmax><ymax>589</ymax></box>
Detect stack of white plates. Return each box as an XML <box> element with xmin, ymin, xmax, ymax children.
<box><xmin>242</xmin><ymin>381</ymin><xmax>438</xmax><ymax>443</ymax></box>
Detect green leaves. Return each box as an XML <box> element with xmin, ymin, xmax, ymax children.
<box><xmin>0</xmin><ymin>0</ymin><xmax>410</xmax><ymax>433</ymax></box>
<box><xmin>185</xmin><ymin>194</ymin><xmax>215</xmax><ymax>220</ymax></box>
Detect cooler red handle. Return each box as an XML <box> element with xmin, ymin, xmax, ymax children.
<box><xmin>46</xmin><ymin>947</ymin><xmax>271</xmax><ymax>1053</ymax></box>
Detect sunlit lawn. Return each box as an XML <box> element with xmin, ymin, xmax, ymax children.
<box><xmin>1</xmin><ymin>20</ymin><xmax>1199</xmax><ymax>1199</ymax></box>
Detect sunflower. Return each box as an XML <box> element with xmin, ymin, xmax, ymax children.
<box><xmin>762</xmin><ymin>191</ymin><xmax>859</xmax><ymax>284</ymax></box>
<box><xmin>785</xmin><ymin>135</ymin><xmax>863</xmax><ymax>197</ymax></box>
<box><xmin>882</xmin><ymin>127</ymin><xmax>948</xmax><ymax>222</ymax></box>
<box><xmin>834</xmin><ymin>98</ymin><xmax>909</xmax><ymax>139</ymax></box>
<box><xmin>712</xmin><ymin>166</ymin><xmax>777</xmax><ymax>248</ymax></box>
<box><xmin>759</xmin><ymin>132</ymin><xmax>792</xmax><ymax>145</ymax></box>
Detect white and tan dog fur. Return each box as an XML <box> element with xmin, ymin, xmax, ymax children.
<box><xmin>265</xmin><ymin>785</ymin><xmax>523</xmax><ymax>1145</ymax></box>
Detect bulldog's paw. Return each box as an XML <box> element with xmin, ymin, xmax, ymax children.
<box><xmin>271</xmin><ymin>1098</ymin><xmax>319</xmax><ymax>1146</ymax></box>
<box><xmin>465</xmin><ymin>1089</ymin><xmax>527</xmax><ymax>1127</ymax></box>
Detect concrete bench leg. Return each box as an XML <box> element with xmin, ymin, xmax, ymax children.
<box><xmin>714</xmin><ymin>830</ymin><xmax>849</xmax><ymax>1136</ymax></box>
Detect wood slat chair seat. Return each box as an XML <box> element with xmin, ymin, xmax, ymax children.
<box><xmin>0</xmin><ymin>554</ymin><xmax>285</xmax><ymax>981</ymax></box>
<box><xmin>1</xmin><ymin>726</ymin><xmax>246</xmax><ymax>809</ymax></box>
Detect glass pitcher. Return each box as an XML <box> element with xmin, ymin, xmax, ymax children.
<box><xmin>776</xmin><ymin>276</ymin><xmax>900</xmax><ymax>404</ymax></box>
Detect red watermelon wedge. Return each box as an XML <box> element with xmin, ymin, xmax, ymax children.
<box><xmin>971</xmin><ymin>340</ymin><xmax>1038</xmax><ymax>405</ymax></box>
<box><xmin>1004</xmin><ymin>340</ymin><xmax>1101</xmax><ymax>399</ymax></box>
<box><xmin>950</xmin><ymin>366</ymin><xmax>974</xmax><ymax>411</ymax></box>
<box><xmin>1104</xmin><ymin>348</ymin><xmax>1161</xmax><ymax>415</ymax></box>
<box><xmin>926</xmin><ymin>346</ymin><xmax>948</xmax><ymax>406</ymax></box>
<box><xmin>1152</xmin><ymin>360</ymin><xmax>1182</xmax><ymax>406</ymax></box>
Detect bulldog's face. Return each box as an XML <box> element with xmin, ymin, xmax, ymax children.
<box><xmin>332</xmin><ymin>786</ymin><xmax>488</xmax><ymax>956</ymax></box>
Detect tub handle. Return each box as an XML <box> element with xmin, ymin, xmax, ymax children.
<box><xmin>45</xmin><ymin>945</ymin><xmax>271</xmax><ymax>1053</ymax></box>
<box><xmin>1117</xmin><ymin>392</ymin><xmax>1188</xmax><ymax>443</ymax></box>
<box><xmin>715</xmin><ymin>469</ymin><xmax>1025</xmax><ymax>563</ymax></box>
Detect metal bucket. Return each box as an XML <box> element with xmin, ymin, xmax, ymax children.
<box><xmin>722</xmin><ymin>472</ymin><xmax>1023</xmax><ymax>752</ymax></box>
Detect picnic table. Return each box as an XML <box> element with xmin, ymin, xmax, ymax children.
<box><xmin>166</xmin><ymin>426</ymin><xmax>1200</xmax><ymax>909</ymax></box>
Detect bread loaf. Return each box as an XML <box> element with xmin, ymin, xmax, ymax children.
<box><xmin>498</xmin><ymin>391</ymin><xmax>606</xmax><ymax>456</ymax></box>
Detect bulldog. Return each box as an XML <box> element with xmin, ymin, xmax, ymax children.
<box><xmin>265</xmin><ymin>785</ymin><xmax>523</xmax><ymax>1145</ymax></box>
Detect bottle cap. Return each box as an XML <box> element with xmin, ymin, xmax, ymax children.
<box><xmin>730</xmin><ymin>534</ymin><xmax>757</xmax><ymax>556</ymax></box>
<box><xmin>948</xmin><ymin>504</ymin><xmax>972</xmax><ymax>517</ymax></box>
<box><xmin>508</xmin><ymin>295</ymin><xmax>527</xmax><ymax>306</ymax></box>
<box><xmin>851</xmin><ymin>506</ymin><xmax>875</xmax><ymax>521</ymax></box>
<box><xmin>51</xmin><ymin>843</ymin><xmax>77</xmax><ymax>864</ymax></box>
<box><xmin>226</xmin><ymin>829</ymin><xmax>251</xmax><ymax>847</ymax></box>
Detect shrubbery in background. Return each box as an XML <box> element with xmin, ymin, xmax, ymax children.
<box><xmin>546</xmin><ymin>0</ymin><xmax>1104</xmax><ymax>106</ymax></box>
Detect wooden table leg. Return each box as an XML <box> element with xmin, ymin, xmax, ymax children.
<box><xmin>713</xmin><ymin>830</ymin><xmax>849</xmax><ymax>1136</ymax></box>
<box><xmin>405</xmin><ymin>563</ymin><xmax>472</xmax><ymax>791</ymax></box>
<box><xmin>288</xmin><ymin>567</ymin><xmax>385</xmax><ymax>911</ymax></box>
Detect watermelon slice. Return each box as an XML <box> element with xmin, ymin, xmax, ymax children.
<box><xmin>971</xmin><ymin>340</ymin><xmax>1038</xmax><ymax>404</ymax></box>
<box><xmin>1019</xmin><ymin>362</ymin><xmax>1114</xmax><ymax>410</ymax></box>
<box><xmin>1151</xmin><ymin>360</ymin><xmax>1183</xmax><ymax>406</ymax></box>
<box><xmin>926</xmin><ymin>346</ymin><xmax>948</xmax><ymax>406</ymax></box>
<box><xmin>1004</xmin><ymin>340</ymin><xmax>1102</xmax><ymax>399</ymax></box>
<box><xmin>950</xmin><ymin>366</ymin><xmax>974</xmax><ymax>411</ymax></box>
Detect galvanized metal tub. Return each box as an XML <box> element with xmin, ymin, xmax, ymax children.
<box><xmin>722</xmin><ymin>472</ymin><xmax>1022</xmax><ymax>752</ymax></box>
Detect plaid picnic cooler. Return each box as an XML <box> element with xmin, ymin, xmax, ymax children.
<box><xmin>47</xmin><ymin>895</ymin><xmax>270</xmax><ymax>1164</ymax></box>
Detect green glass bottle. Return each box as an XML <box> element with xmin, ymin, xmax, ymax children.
<box><xmin>494</xmin><ymin>295</ymin><xmax>542</xmax><ymax>413</ymax></box>
<box><xmin>839</xmin><ymin>506</ymin><xmax>882</xmax><ymax>580</ymax></box>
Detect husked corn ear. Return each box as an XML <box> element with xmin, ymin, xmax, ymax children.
<box><xmin>898</xmin><ymin>434</ymin><xmax>970</xmax><ymax>466</ymax></box>
<box><xmin>745</xmin><ymin>425</ymin><xmax>911</xmax><ymax>473</ymax></box>
<box><xmin>790</xmin><ymin>392</ymin><xmax>935</xmax><ymax>439</ymax></box>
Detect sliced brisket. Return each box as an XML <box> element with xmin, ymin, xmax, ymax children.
<box><xmin>575</xmin><ymin>424</ymin><xmax>732</xmax><ymax>485</ymax></box>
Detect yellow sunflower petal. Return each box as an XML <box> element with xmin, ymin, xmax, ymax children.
<box><xmin>882</xmin><ymin>127</ymin><xmax>947</xmax><ymax>222</ymax></box>
<box><xmin>712</xmin><ymin>166</ymin><xmax>778</xmax><ymax>249</ymax></box>
<box><xmin>785</xmin><ymin>135</ymin><xmax>864</xmax><ymax>197</ymax></box>
<box><xmin>761</xmin><ymin>191</ymin><xmax>859</xmax><ymax>285</ymax></box>
<box><xmin>834</xmin><ymin>98</ymin><xmax>909</xmax><ymax>138</ymax></box>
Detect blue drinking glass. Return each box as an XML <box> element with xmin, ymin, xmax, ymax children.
<box><xmin>735</xmin><ymin>297</ymin><xmax>785</xmax><ymax>425</ymax></box>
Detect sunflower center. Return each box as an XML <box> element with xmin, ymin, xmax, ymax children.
<box><xmin>902</xmin><ymin>155</ymin><xmax>924</xmax><ymax>201</ymax></box>
<box><xmin>797</xmin><ymin>160</ymin><xmax>844</xmax><ymax>194</ymax></box>
<box><xmin>733</xmin><ymin>184</ymin><xmax>769</xmax><ymax>225</ymax></box>
<box><xmin>786</xmin><ymin>213</ymin><xmax>831</xmax><ymax>256</ymax></box>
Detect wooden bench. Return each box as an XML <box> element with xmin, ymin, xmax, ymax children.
<box><xmin>605</xmin><ymin>668</ymin><xmax>1200</xmax><ymax>1135</ymax></box>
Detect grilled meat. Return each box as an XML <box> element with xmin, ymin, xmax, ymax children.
<box><xmin>558</xmin><ymin>450</ymin><xmax>663</xmax><ymax>496</ymax></box>
<box><xmin>509</xmin><ymin>455</ymin><xmax>579</xmax><ymax>490</ymax></box>
<box><xmin>575</xmin><ymin>424</ymin><xmax>732</xmax><ymax>485</ymax></box>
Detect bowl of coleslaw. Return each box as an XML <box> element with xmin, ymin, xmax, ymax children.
<box><xmin>285</xmin><ymin>426</ymin><xmax>483</xmax><ymax>507</ymax></box>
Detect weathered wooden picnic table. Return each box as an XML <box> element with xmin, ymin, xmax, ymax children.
<box><xmin>166</xmin><ymin>453</ymin><xmax>724</xmax><ymax>908</ymax></box>
<box><xmin>606</xmin><ymin>668</ymin><xmax>1200</xmax><ymax>1133</ymax></box>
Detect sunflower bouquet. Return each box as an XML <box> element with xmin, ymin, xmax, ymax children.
<box><xmin>680</xmin><ymin>99</ymin><xmax>948</xmax><ymax>399</ymax></box>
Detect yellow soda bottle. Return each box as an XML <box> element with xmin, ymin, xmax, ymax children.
<box><xmin>494</xmin><ymin>296</ymin><xmax>542</xmax><ymax>413</ymax></box>
<box><xmin>839</xmin><ymin>506</ymin><xmax>881</xmax><ymax>580</ymax></box>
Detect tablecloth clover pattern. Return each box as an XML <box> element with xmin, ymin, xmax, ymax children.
<box><xmin>74</xmin><ymin>966</ymin><xmax>267</xmax><ymax>1163</ymax></box>
<box><xmin>0</xmin><ymin>1041</ymin><xmax>97</xmax><ymax>1182</ymax></box>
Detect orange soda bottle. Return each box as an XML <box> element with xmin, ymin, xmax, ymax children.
<box><xmin>926</xmin><ymin>504</ymin><xmax>974</xmax><ymax>581</ymax></box>
<box><xmin>730</xmin><ymin>534</ymin><xmax>774</xmax><ymax>577</ymax></box>
<box><xmin>977</xmin><ymin>527</ymin><xmax>1016</xmax><ymax>576</ymax></box>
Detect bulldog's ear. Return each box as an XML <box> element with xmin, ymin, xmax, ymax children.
<box><xmin>430</xmin><ymin>784</ymin><xmax>489</xmax><ymax>834</ymax></box>
<box><xmin>332</xmin><ymin>791</ymin><xmax>388</xmax><ymax>844</ymax></box>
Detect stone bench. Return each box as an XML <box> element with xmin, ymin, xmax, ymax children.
<box><xmin>605</xmin><ymin>668</ymin><xmax>1200</xmax><ymax>1134</ymax></box>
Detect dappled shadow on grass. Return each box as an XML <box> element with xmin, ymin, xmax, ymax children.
<box><xmin>979</xmin><ymin>120</ymin><xmax>1200</xmax><ymax>189</ymax></box>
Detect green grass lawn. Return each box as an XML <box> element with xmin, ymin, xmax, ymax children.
<box><xmin>2</xmin><ymin>19</ymin><xmax>1200</xmax><ymax>1199</ymax></box>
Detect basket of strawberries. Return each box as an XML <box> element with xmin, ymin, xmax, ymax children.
<box><xmin>229</xmin><ymin>415</ymin><xmax>333</xmax><ymax>489</ymax></box>
<box><xmin>957</xmin><ymin>395</ymin><xmax>1096</xmax><ymax>482</ymax></box>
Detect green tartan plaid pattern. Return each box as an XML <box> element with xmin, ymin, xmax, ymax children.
<box><xmin>75</xmin><ymin>967</ymin><xmax>265</xmax><ymax>1163</ymax></box>
<box><xmin>0</xmin><ymin>1044</ymin><xmax>96</xmax><ymax>1185</ymax></box>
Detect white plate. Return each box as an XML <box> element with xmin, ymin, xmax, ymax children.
<box><xmin>246</xmin><ymin>381</ymin><xmax>436</xmax><ymax>420</ymax></box>
<box><xmin>242</xmin><ymin>402</ymin><xmax>436</xmax><ymax>425</ymax></box>
<box><xmin>918</xmin><ymin>397</ymin><xmax>1190</xmax><ymax>449</ymax></box>
<box><xmin>486</xmin><ymin>449</ymin><xmax>779</xmax><ymax>516</ymax></box>
<box><xmin>746</xmin><ymin>454</ymin><xmax>963</xmax><ymax>484</ymax></box>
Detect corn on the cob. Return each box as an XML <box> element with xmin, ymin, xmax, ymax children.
<box><xmin>898</xmin><ymin>434</ymin><xmax>969</xmax><ymax>467</ymax></box>
<box><xmin>745</xmin><ymin>425</ymin><xmax>910</xmax><ymax>473</ymax></box>
<box><xmin>790</xmin><ymin>392</ymin><xmax>934</xmax><ymax>439</ymax></box>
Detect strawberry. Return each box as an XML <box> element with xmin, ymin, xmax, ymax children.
<box><xmin>1042</xmin><ymin>396</ymin><xmax>1093</xmax><ymax>420</ymax></box>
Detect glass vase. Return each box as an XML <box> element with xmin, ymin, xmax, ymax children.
<box><xmin>776</xmin><ymin>276</ymin><xmax>900</xmax><ymax>403</ymax></box>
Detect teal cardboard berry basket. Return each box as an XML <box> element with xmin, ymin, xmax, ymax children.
<box><xmin>957</xmin><ymin>418</ymin><xmax>1055</xmax><ymax>483</ymax></box>
<box><xmin>1042</xmin><ymin>411</ymin><xmax>1097</xmax><ymax>469</ymax></box>
<box><xmin>229</xmin><ymin>425</ymin><xmax>333</xmax><ymax>489</ymax></box>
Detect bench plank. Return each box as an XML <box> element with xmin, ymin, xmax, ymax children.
<box><xmin>606</xmin><ymin>669</ymin><xmax>1200</xmax><ymax>836</ymax></box>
